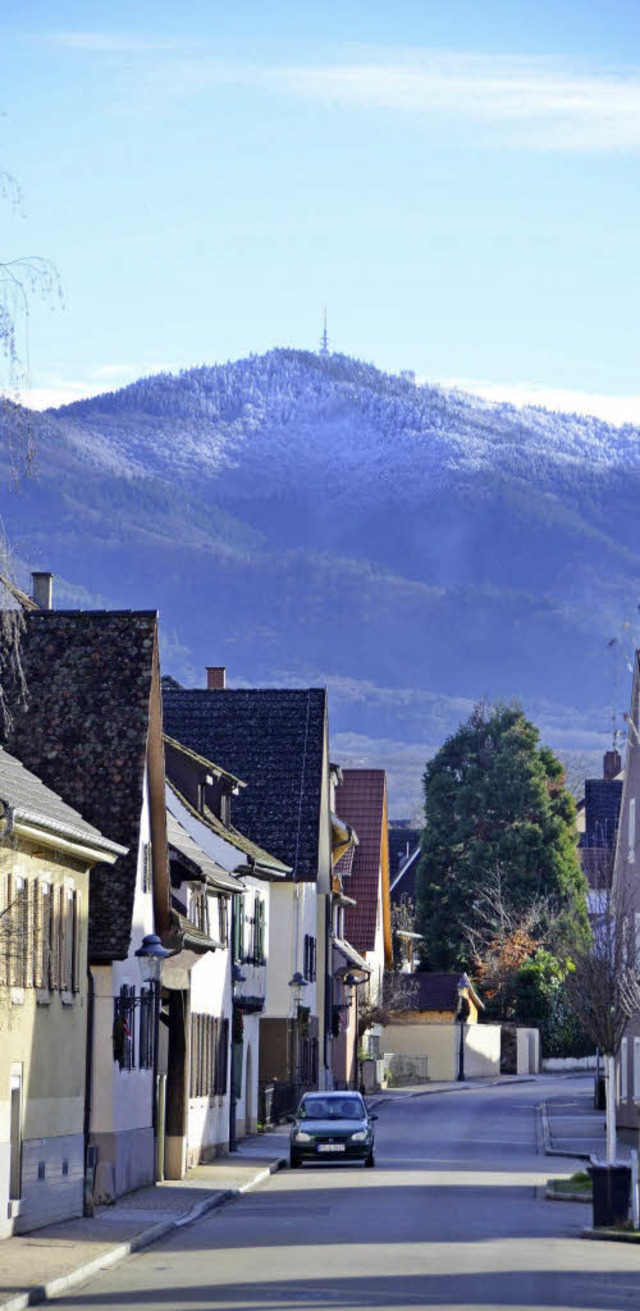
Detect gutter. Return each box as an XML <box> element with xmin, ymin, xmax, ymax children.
<box><xmin>3</xmin><ymin>803</ymin><xmax>127</xmax><ymax>865</ymax></box>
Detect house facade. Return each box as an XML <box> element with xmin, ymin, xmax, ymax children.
<box><xmin>163</xmin><ymin>673</ymin><xmax>334</xmax><ymax>1096</ymax></box>
<box><xmin>0</xmin><ymin>748</ymin><xmax>124</xmax><ymax>1237</ymax></box>
<box><xmin>1</xmin><ymin>602</ymin><xmax>171</xmax><ymax>1201</ymax></box>
<box><xmin>612</xmin><ymin>653</ymin><xmax>640</xmax><ymax>1131</ymax></box>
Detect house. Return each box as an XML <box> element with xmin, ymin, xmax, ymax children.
<box><xmin>1</xmin><ymin>590</ymin><xmax>171</xmax><ymax>1200</ymax></box>
<box><xmin>389</xmin><ymin>825</ymin><xmax>421</xmax><ymax>902</ymax></box>
<box><xmin>163</xmin><ymin>735</ymin><xmax>289</xmax><ymax>1159</ymax></box>
<box><xmin>329</xmin><ymin>771</ymin><xmax>370</xmax><ymax>1090</ymax></box>
<box><xmin>0</xmin><ymin>746</ymin><xmax>125</xmax><ymax>1237</ymax></box>
<box><xmin>578</xmin><ymin>750</ymin><xmax>623</xmax><ymax>893</ymax></box>
<box><xmin>612</xmin><ymin>656</ymin><xmax>640</xmax><ymax>1131</ymax></box>
<box><xmin>163</xmin><ymin>671</ymin><xmax>334</xmax><ymax>1096</ymax></box>
<box><xmin>333</xmin><ymin>770</ymin><xmax>393</xmax><ymax>1027</ymax></box>
<box><xmin>381</xmin><ymin>972</ymin><xmax>502</xmax><ymax>1081</ymax></box>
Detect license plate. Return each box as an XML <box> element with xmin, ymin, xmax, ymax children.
<box><xmin>317</xmin><ymin>1143</ymin><xmax>345</xmax><ymax>1153</ymax></box>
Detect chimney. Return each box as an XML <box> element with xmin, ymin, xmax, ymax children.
<box><xmin>32</xmin><ymin>572</ymin><xmax>53</xmax><ymax>611</ymax></box>
<box><xmin>603</xmin><ymin>749</ymin><xmax>622</xmax><ymax>780</ymax></box>
<box><xmin>206</xmin><ymin>666</ymin><xmax>226</xmax><ymax>691</ymax></box>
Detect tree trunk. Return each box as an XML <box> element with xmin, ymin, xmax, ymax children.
<box><xmin>605</xmin><ymin>1053</ymin><xmax>617</xmax><ymax>1164</ymax></box>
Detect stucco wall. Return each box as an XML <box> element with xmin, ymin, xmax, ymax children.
<box><xmin>0</xmin><ymin>838</ymin><xmax>91</xmax><ymax>1236</ymax></box>
<box><xmin>382</xmin><ymin>1022</ymin><xmax>501</xmax><ymax>1081</ymax></box>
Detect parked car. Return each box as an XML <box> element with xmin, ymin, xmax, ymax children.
<box><xmin>289</xmin><ymin>1091</ymin><xmax>377</xmax><ymax>1168</ymax></box>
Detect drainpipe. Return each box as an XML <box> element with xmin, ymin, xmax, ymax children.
<box><xmin>83</xmin><ymin>969</ymin><xmax>95</xmax><ymax>1216</ymax></box>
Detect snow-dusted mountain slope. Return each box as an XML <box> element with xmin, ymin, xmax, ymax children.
<box><xmin>2</xmin><ymin>349</ymin><xmax>636</xmax><ymax>812</ymax></box>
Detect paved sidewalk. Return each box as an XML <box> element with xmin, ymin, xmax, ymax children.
<box><xmin>540</xmin><ymin>1076</ymin><xmax>631</xmax><ymax>1162</ymax></box>
<box><xmin>369</xmin><ymin>1073</ymin><xmax>536</xmax><ymax>1103</ymax></box>
<box><xmin>0</xmin><ymin>1131</ymin><xmax>289</xmax><ymax>1311</ymax></box>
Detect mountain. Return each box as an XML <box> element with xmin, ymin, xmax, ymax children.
<box><xmin>1</xmin><ymin>348</ymin><xmax>637</xmax><ymax>813</ymax></box>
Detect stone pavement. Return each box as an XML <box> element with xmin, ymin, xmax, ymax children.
<box><xmin>0</xmin><ymin>1131</ymin><xmax>289</xmax><ymax>1311</ymax></box>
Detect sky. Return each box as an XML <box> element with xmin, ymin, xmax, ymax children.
<box><xmin>3</xmin><ymin>0</ymin><xmax>640</xmax><ymax>420</ymax></box>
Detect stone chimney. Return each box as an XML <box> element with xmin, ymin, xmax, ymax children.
<box><xmin>603</xmin><ymin>749</ymin><xmax>622</xmax><ymax>780</ymax></box>
<box><xmin>32</xmin><ymin>572</ymin><xmax>53</xmax><ymax>611</ymax></box>
<box><xmin>206</xmin><ymin>666</ymin><xmax>226</xmax><ymax>690</ymax></box>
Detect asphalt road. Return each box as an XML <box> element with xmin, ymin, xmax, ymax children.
<box><xmin>52</xmin><ymin>1078</ymin><xmax>640</xmax><ymax>1311</ymax></box>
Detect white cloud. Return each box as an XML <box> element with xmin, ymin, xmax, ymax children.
<box><xmin>15</xmin><ymin>360</ymin><xmax>182</xmax><ymax>410</ymax></box>
<box><xmin>266</xmin><ymin>53</ymin><xmax>640</xmax><ymax>151</ymax></box>
<box><xmin>437</xmin><ymin>377</ymin><xmax>640</xmax><ymax>426</ymax></box>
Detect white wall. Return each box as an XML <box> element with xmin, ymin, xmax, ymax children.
<box><xmin>264</xmin><ymin>882</ymin><xmax>318</xmax><ymax>1020</ymax></box>
<box><xmin>382</xmin><ymin>1023</ymin><xmax>501</xmax><ymax>1082</ymax></box>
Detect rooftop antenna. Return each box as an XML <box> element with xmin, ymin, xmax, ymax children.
<box><xmin>319</xmin><ymin>307</ymin><xmax>329</xmax><ymax>357</ymax></box>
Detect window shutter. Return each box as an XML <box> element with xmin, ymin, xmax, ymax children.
<box><xmin>34</xmin><ymin>881</ymin><xmax>44</xmax><ymax>988</ymax></box>
<box><xmin>49</xmin><ymin>884</ymin><xmax>61</xmax><ymax>990</ymax></box>
<box><xmin>72</xmin><ymin>890</ymin><xmax>82</xmax><ymax>993</ymax></box>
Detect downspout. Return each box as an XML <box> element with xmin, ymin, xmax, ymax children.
<box><xmin>83</xmin><ymin>968</ymin><xmax>95</xmax><ymax>1216</ymax></box>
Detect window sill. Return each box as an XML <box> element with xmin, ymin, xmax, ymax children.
<box><xmin>61</xmin><ymin>991</ymin><xmax>75</xmax><ymax>1007</ymax></box>
<box><xmin>10</xmin><ymin>988</ymin><xmax>25</xmax><ymax>1007</ymax></box>
<box><xmin>36</xmin><ymin>988</ymin><xmax>52</xmax><ymax>1006</ymax></box>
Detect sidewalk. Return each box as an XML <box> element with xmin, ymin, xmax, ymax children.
<box><xmin>369</xmin><ymin>1073</ymin><xmax>536</xmax><ymax>1103</ymax></box>
<box><xmin>540</xmin><ymin>1077</ymin><xmax>631</xmax><ymax>1162</ymax></box>
<box><xmin>0</xmin><ymin>1131</ymin><xmax>289</xmax><ymax>1311</ymax></box>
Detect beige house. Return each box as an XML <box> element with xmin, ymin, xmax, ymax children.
<box><xmin>382</xmin><ymin>972</ymin><xmax>501</xmax><ymax>1082</ymax></box>
<box><xmin>0</xmin><ymin>747</ymin><xmax>124</xmax><ymax>1237</ymax></box>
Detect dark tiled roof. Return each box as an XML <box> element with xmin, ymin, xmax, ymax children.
<box><xmin>580</xmin><ymin>778</ymin><xmax>623</xmax><ymax>849</ymax></box>
<box><xmin>335</xmin><ymin>769</ymin><xmax>387</xmax><ymax>953</ymax></box>
<box><xmin>401</xmin><ymin>972</ymin><xmax>459</xmax><ymax>1012</ymax></box>
<box><xmin>1</xmin><ymin>610</ymin><xmax>159</xmax><ymax>961</ymax></box>
<box><xmin>163</xmin><ymin>688</ymin><xmax>327</xmax><ymax>881</ymax></box>
<box><xmin>388</xmin><ymin>826</ymin><xmax>421</xmax><ymax>877</ymax></box>
<box><xmin>0</xmin><ymin>746</ymin><xmax>125</xmax><ymax>856</ymax></box>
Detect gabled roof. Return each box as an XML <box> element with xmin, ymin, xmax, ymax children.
<box><xmin>166</xmin><ymin>779</ymin><xmax>289</xmax><ymax>878</ymax></box>
<box><xmin>1</xmin><ymin>609</ymin><xmax>161</xmax><ymax>961</ymax></box>
<box><xmin>0</xmin><ymin>746</ymin><xmax>126</xmax><ymax>862</ymax></box>
<box><xmin>335</xmin><ymin>769</ymin><xmax>391</xmax><ymax>956</ymax></box>
<box><xmin>163</xmin><ymin>687</ymin><xmax>327</xmax><ymax>881</ymax></box>
<box><xmin>580</xmin><ymin>778</ymin><xmax>623</xmax><ymax>849</ymax></box>
<box><xmin>164</xmin><ymin>735</ymin><xmax>246</xmax><ymax>792</ymax></box>
<box><xmin>389</xmin><ymin>827</ymin><xmax>421</xmax><ymax>880</ymax></box>
<box><xmin>393</xmin><ymin>971</ymin><xmax>484</xmax><ymax>1013</ymax></box>
<box><xmin>166</xmin><ymin>811</ymin><xmax>244</xmax><ymax>894</ymax></box>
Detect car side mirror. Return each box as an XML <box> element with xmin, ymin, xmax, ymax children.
<box><xmin>285</xmin><ymin>1114</ymin><xmax>295</xmax><ymax>1123</ymax></box>
<box><xmin>370</xmin><ymin>1114</ymin><xmax>378</xmax><ymax>1121</ymax></box>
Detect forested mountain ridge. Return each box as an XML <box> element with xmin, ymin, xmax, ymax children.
<box><xmin>1</xmin><ymin>349</ymin><xmax>636</xmax><ymax>812</ymax></box>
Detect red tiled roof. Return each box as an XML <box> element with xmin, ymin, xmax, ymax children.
<box><xmin>335</xmin><ymin>769</ymin><xmax>387</xmax><ymax>953</ymax></box>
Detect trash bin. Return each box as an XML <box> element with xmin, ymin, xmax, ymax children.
<box><xmin>589</xmin><ymin>1163</ymin><xmax>631</xmax><ymax>1228</ymax></box>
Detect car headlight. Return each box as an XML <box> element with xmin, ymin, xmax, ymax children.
<box><xmin>350</xmin><ymin>1130</ymin><xmax>368</xmax><ymax>1142</ymax></box>
<box><xmin>294</xmin><ymin>1130</ymin><xmax>312</xmax><ymax>1143</ymax></box>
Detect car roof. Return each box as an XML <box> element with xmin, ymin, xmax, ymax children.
<box><xmin>302</xmin><ymin>1091</ymin><xmax>363</xmax><ymax>1100</ymax></box>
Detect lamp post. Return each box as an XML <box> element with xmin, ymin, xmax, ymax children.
<box><xmin>288</xmin><ymin>971</ymin><xmax>308</xmax><ymax>1104</ymax></box>
<box><xmin>457</xmin><ymin>973</ymin><xmax>471</xmax><ymax>1083</ymax></box>
<box><xmin>134</xmin><ymin>934</ymin><xmax>171</xmax><ymax>1177</ymax></box>
<box><xmin>344</xmin><ymin>971</ymin><xmax>368</xmax><ymax>1090</ymax></box>
<box><xmin>229</xmin><ymin>963</ymin><xmax>246</xmax><ymax>1153</ymax></box>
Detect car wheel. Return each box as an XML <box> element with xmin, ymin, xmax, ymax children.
<box><xmin>290</xmin><ymin>1153</ymin><xmax>302</xmax><ymax>1169</ymax></box>
<box><xmin>365</xmin><ymin>1151</ymin><xmax>375</xmax><ymax>1168</ymax></box>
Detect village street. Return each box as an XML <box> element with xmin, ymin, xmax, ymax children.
<box><xmin>44</xmin><ymin>1077</ymin><xmax>640</xmax><ymax>1311</ymax></box>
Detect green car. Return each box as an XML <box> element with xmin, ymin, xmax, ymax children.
<box><xmin>289</xmin><ymin>1091</ymin><xmax>377</xmax><ymax>1168</ymax></box>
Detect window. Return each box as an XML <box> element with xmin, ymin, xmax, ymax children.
<box><xmin>114</xmin><ymin>985</ymin><xmax>136</xmax><ymax>1070</ymax></box>
<box><xmin>142</xmin><ymin>843</ymin><xmax>153</xmax><ymax>894</ymax></box>
<box><xmin>60</xmin><ymin>887</ymin><xmax>74</xmax><ymax>993</ymax></box>
<box><xmin>139</xmin><ymin>985</ymin><xmax>155</xmax><ymax>1069</ymax></box>
<box><xmin>254</xmin><ymin>898</ymin><xmax>266</xmax><ymax>964</ymax></box>
<box><xmin>232</xmin><ymin>894</ymin><xmax>245</xmax><ymax>962</ymax></box>
<box><xmin>6</xmin><ymin>874</ymin><xmax>28</xmax><ymax>989</ymax></box>
<box><xmin>190</xmin><ymin>1015</ymin><xmax>229</xmax><ymax>1097</ymax></box>
<box><xmin>304</xmin><ymin>934</ymin><xmax>317</xmax><ymax>983</ymax></box>
<box><xmin>191</xmin><ymin>888</ymin><xmax>209</xmax><ymax>936</ymax></box>
<box><xmin>35</xmin><ymin>882</ymin><xmax>51</xmax><ymax>989</ymax></box>
<box><xmin>218</xmin><ymin>897</ymin><xmax>229</xmax><ymax>947</ymax></box>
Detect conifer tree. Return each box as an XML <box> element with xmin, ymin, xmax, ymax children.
<box><xmin>416</xmin><ymin>702</ymin><xmax>589</xmax><ymax>970</ymax></box>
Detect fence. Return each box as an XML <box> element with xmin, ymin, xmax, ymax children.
<box><xmin>258</xmin><ymin>1080</ymin><xmax>298</xmax><ymax>1126</ymax></box>
<box><xmin>386</xmin><ymin>1053</ymin><xmax>429</xmax><ymax>1086</ymax></box>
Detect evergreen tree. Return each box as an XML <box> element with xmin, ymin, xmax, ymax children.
<box><xmin>416</xmin><ymin>702</ymin><xmax>589</xmax><ymax>970</ymax></box>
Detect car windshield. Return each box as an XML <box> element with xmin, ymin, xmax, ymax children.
<box><xmin>299</xmin><ymin>1097</ymin><xmax>364</xmax><ymax>1121</ymax></box>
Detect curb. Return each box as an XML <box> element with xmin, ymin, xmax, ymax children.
<box><xmin>0</xmin><ymin>1157</ymin><xmax>286</xmax><ymax>1311</ymax></box>
<box><xmin>537</xmin><ymin>1100</ymin><xmax>592</xmax><ymax>1161</ymax></box>
<box><xmin>369</xmin><ymin>1075</ymin><xmax>536</xmax><ymax>1109</ymax></box>
<box><xmin>582</xmin><ymin>1226</ymin><xmax>640</xmax><ymax>1243</ymax></box>
<box><xmin>545</xmin><ymin>1187</ymin><xmax>591</xmax><ymax>1203</ymax></box>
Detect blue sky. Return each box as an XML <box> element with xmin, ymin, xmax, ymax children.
<box><xmin>3</xmin><ymin>0</ymin><xmax>640</xmax><ymax>418</ymax></box>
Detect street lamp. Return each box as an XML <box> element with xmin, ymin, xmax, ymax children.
<box><xmin>457</xmin><ymin>974</ymin><xmax>471</xmax><ymax>1083</ymax></box>
<box><xmin>134</xmin><ymin>934</ymin><xmax>171</xmax><ymax>1172</ymax></box>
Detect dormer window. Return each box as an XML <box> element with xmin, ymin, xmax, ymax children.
<box><xmin>197</xmin><ymin>782</ymin><xmax>206</xmax><ymax>814</ymax></box>
<box><xmin>221</xmin><ymin>793</ymin><xmax>230</xmax><ymax>826</ymax></box>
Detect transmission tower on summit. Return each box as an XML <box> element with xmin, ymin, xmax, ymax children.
<box><xmin>319</xmin><ymin>308</ymin><xmax>330</xmax><ymax>356</ymax></box>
